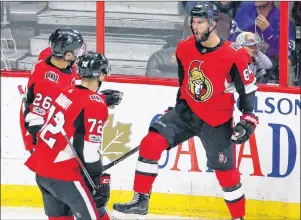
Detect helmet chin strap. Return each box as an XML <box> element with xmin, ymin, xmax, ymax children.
<box><xmin>96</xmin><ymin>81</ymin><xmax>102</xmax><ymax>93</ymax></box>
<box><xmin>68</xmin><ymin>59</ymin><xmax>76</xmax><ymax>66</ymax></box>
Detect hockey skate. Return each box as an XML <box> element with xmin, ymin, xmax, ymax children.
<box><xmin>232</xmin><ymin>217</ymin><xmax>244</xmax><ymax>220</ymax></box>
<box><xmin>112</xmin><ymin>192</ymin><xmax>149</xmax><ymax>219</ymax></box>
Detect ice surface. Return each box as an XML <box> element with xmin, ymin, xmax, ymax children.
<box><xmin>1</xmin><ymin>207</ymin><xmax>200</xmax><ymax>220</ymax></box>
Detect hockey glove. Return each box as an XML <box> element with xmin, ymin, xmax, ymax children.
<box><xmin>164</xmin><ymin>106</ymin><xmax>174</xmax><ymax>114</ymax></box>
<box><xmin>92</xmin><ymin>173</ymin><xmax>111</xmax><ymax>208</ymax></box>
<box><xmin>231</xmin><ymin>114</ymin><xmax>259</xmax><ymax>144</ymax></box>
<box><xmin>25</xmin><ymin>112</ymin><xmax>45</xmax><ymax>145</ymax></box>
<box><xmin>100</xmin><ymin>89</ymin><xmax>123</xmax><ymax>109</ymax></box>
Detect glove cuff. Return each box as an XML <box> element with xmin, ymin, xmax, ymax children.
<box><xmin>241</xmin><ymin>114</ymin><xmax>259</xmax><ymax>128</ymax></box>
<box><xmin>99</xmin><ymin>173</ymin><xmax>111</xmax><ymax>185</ymax></box>
<box><xmin>164</xmin><ymin>106</ymin><xmax>173</xmax><ymax>114</ymax></box>
<box><xmin>25</xmin><ymin>113</ymin><xmax>45</xmax><ymax>127</ymax></box>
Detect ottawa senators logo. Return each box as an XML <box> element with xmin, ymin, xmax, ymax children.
<box><xmin>187</xmin><ymin>60</ymin><xmax>213</xmax><ymax>102</ymax></box>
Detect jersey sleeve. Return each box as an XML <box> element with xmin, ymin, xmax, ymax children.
<box><xmin>175</xmin><ymin>55</ymin><xmax>186</xmax><ymax>107</ymax></box>
<box><xmin>230</xmin><ymin>47</ymin><xmax>258</xmax><ymax>114</ymax></box>
<box><xmin>27</xmin><ymin>60</ymin><xmax>43</xmax><ymax>88</ymax></box>
<box><xmin>231</xmin><ymin>48</ymin><xmax>258</xmax><ymax>95</ymax></box>
<box><xmin>38</xmin><ymin>47</ymin><xmax>52</xmax><ymax>60</ymax></box>
<box><xmin>26</xmin><ymin>83</ymin><xmax>36</xmax><ymax>106</ymax></box>
<box><xmin>23</xmin><ymin>83</ymin><xmax>36</xmax><ymax>121</ymax></box>
<box><xmin>73</xmin><ymin>98</ymin><xmax>108</xmax><ymax>181</ymax></box>
<box><xmin>175</xmin><ymin>40</ymin><xmax>187</xmax><ymax>107</ymax></box>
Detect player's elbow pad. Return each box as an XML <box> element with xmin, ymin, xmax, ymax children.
<box><xmin>83</xmin><ymin>141</ymin><xmax>101</xmax><ymax>163</ymax></box>
<box><xmin>82</xmin><ymin>141</ymin><xmax>103</xmax><ymax>177</ymax></box>
<box><xmin>239</xmin><ymin>91</ymin><xmax>255</xmax><ymax>114</ymax></box>
<box><xmin>85</xmin><ymin>161</ymin><xmax>103</xmax><ymax>180</ymax></box>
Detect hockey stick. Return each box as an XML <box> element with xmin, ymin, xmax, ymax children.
<box><xmin>60</xmin><ymin>127</ymin><xmax>97</xmax><ymax>191</ymax></box>
<box><xmin>18</xmin><ymin>85</ymin><xmax>27</xmax><ymax>104</ymax></box>
<box><xmin>18</xmin><ymin>85</ymin><xmax>27</xmax><ymax>112</ymax></box>
<box><xmin>17</xmin><ymin>85</ymin><xmax>96</xmax><ymax>191</ymax></box>
<box><xmin>102</xmin><ymin>145</ymin><xmax>139</xmax><ymax>172</ymax></box>
<box><xmin>231</xmin><ymin>130</ymin><xmax>246</xmax><ymax>142</ymax></box>
<box><xmin>18</xmin><ymin>85</ymin><xmax>35</xmax><ymax>154</ymax></box>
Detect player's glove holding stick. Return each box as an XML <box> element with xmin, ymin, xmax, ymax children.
<box><xmin>231</xmin><ymin>114</ymin><xmax>259</xmax><ymax>144</ymax></box>
<box><xmin>100</xmin><ymin>89</ymin><xmax>123</xmax><ymax>109</ymax></box>
<box><xmin>164</xmin><ymin>106</ymin><xmax>174</xmax><ymax>114</ymax></box>
<box><xmin>25</xmin><ymin>113</ymin><xmax>45</xmax><ymax>145</ymax></box>
<box><xmin>92</xmin><ymin>173</ymin><xmax>111</xmax><ymax>208</ymax></box>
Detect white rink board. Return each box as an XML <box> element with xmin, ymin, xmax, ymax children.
<box><xmin>1</xmin><ymin>77</ymin><xmax>300</xmax><ymax>203</ymax></box>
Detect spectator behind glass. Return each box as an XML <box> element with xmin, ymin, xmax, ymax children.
<box><xmin>236</xmin><ymin>32</ymin><xmax>273</xmax><ymax>83</ymax></box>
<box><xmin>145</xmin><ymin>47</ymin><xmax>178</xmax><ymax>78</ymax></box>
<box><xmin>291</xmin><ymin>2</ymin><xmax>301</xmax><ymax>25</ymax></box>
<box><xmin>229</xmin><ymin>1</ymin><xmax>296</xmax><ymax>85</ymax></box>
<box><xmin>229</xmin><ymin>1</ymin><xmax>295</xmax><ymax>59</ymax></box>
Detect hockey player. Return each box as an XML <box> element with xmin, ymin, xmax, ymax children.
<box><xmin>20</xmin><ymin>28</ymin><xmax>121</xmax><ymax>153</ymax></box>
<box><xmin>19</xmin><ymin>28</ymin><xmax>85</xmax><ymax>152</ymax></box>
<box><xmin>235</xmin><ymin>31</ymin><xmax>273</xmax><ymax>82</ymax></box>
<box><xmin>24</xmin><ymin>51</ymin><xmax>118</xmax><ymax>220</ymax></box>
<box><xmin>113</xmin><ymin>3</ymin><xmax>258</xmax><ymax>220</ymax></box>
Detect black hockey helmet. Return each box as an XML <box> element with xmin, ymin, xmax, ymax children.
<box><xmin>77</xmin><ymin>51</ymin><xmax>110</xmax><ymax>78</ymax></box>
<box><xmin>190</xmin><ymin>2</ymin><xmax>220</xmax><ymax>42</ymax></box>
<box><xmin>190</xmin><ymin>2</ymin><xmax>220</xmax><ymax>24</ymax></box>
<box><xmin>49</xmin><ymin>28</ymin><xmax>85</xmax><ymax>58</ymax></box>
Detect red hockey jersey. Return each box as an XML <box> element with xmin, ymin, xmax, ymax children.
<box><xmin>38</xmin><ymin>47</ymin><xmax>52</xmax><ymax>60</ymax></box>
<box><xmin>176</xmin><ymin>36</ymin><xmax>257</xmax><ymax>127</ymax></box>
<box><xmin>25</xmin><ymin>85</ymin><xmax>108</xmax><ymax>181</ymax></box>
<box><xmin>20</xmin><ymin>56</ymin><xmax>78</xmax><ymax>151</ymax></box>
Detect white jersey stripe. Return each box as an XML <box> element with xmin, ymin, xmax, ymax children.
<box><xmin>136</xmin><ymin>160</ymin><xmax>159</xmax><ymax>174</ymax></box>
<box><xmin>223</xmin><ymin>185</ymin><xmax>244</xmax><ymax>202</ymax></box>
<box><xmin>74</xmin><ymin>181</ymin><xmax>98</xmax><ymax>220</ymax></box>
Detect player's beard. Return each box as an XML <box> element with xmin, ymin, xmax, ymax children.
<box><xmin>193</xmin><ymin>28</ymin><xmax>210</xmax><ymax>43</ymax></box>
<box><xmin>64</xmin><ymin>52</ymin><xmax>78</xmax><ymax>67</ymax></box>
<box><xmin>67</xmin><ymin>60</ymin><xmax>75</xmax><ymax>67</ymax></box>
<box><xmin>63</xmin><ymin>57</ymin><xmax>76</xmax><ymax>68</ymax></box>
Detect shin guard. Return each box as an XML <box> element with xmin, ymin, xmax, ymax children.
<box><xmin>134</xmin><ymin>131</ymin><xmax>169</xmax><ymax>193</ymax></box>
<box><xmin>215</xmin><ymin>169</ymin><xmax>246</xmax><ymax>218</ymax></box>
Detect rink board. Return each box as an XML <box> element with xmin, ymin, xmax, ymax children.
<box><xmin>1</xmin><ymin>75</ymin><xmax>300</xmax><ymax>219</ymax></box>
